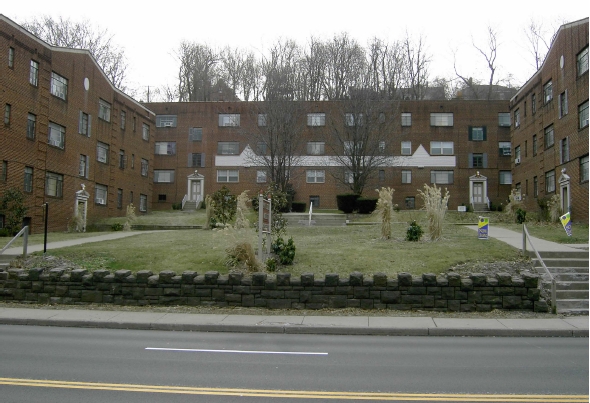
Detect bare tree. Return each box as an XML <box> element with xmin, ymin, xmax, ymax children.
<box><xmin>524</xmin><ymin>18</ymin><xmax>563</xmax><ymax>71</ymax></box>
<box><xmin>324</xmin><ymin>97</ymin><xmax>398</xmax><ymax>194</ymax></box>
<box><xmin>322</xmin><ymin>33</ymin><xmax>366</xmax><ymax>100</ymax></box>
<box><xmin>299</xmin><ymin>36</ymin><xmax>327</xmax><ymax>101</ymax></box>
<box><xmin>401</xmin><ymin>32</ymin><xmax>431</xmax><ymax>100</ymax></box>
<box><xmin>246</xmin><ymin>101</ymin><xmax>307</xmax><ymax>192</ymax></box>
<box><xmin>366</xmin><ymin>37</ymin><xmax>405</xmax><ymax>99</ymax></box>
<box><xmin>176</xmin><ymin>41</ymin><xmax>220</xmax><ymax>101</ymax></box>
<box><xmin>260</xmin><ymin>38</ymin><xmax>302</xmax><ymax>101</ymax></box>
<box><xmin>22</xmin><ymin>16</ymin><xmax>128</xmax><ymax>89</ymax></box>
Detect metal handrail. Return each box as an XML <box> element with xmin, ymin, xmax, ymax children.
<box><xmin>522</xmin><ymin>223</ymin><xmax>556</xmax><ymax>314</ymax></box>
<box><xmin>0</xmin><ymin>226</ymin><xmax>29</xmax><ymax>259</ymax></box>
<box><xmin>181</xmin><ymin>194</ymin><xmax>188</xmax><ymax>210</ymax></box>
<box><xmin>308</xmin><ymin>203</ymin><xmax>313</xmax><ymax>226</ymax></box>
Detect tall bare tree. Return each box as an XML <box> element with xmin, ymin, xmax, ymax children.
<box><xmin>176</xmin><ymin>41</ymin><xmax>220</xmax><ymax>101</ymax></box>
<box><xmin>322</xmin><ymin>33</ymin><xmax>366</xmax><ymax>100</ymax></box>
<box><xmin>366</xmin><ymin>37</ymin><xmax>405</xmax><ymax>99</ymax></box>
<box><xmin>401</xmin><ymin>32</ymin><xmax>431</xmax><ymax>100</ymax></box>
<box><xmin>22</xmin><ymin>16</ymin><xmax>128</xmax><ymax>89</ymax></box>
<box><xmin>260</xmin><ymin>39</ymin><xmax>302</xmax><ymax>101</ymax></box>
<box><xmin>524</xmin><ymin>18</ymin><xmax>563</xmax><ymax>71</ymax></box>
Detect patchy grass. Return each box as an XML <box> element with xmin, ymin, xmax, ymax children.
<box><xmin>98</xmin><ymin>210</ymin><xmax>208</xmax><ymax>227</ymax></box>
<box><xmin>34</xmin><ymin>223</ymin><xmax>522</xmax><ymax>277</ymax></box>
<box><xmin>496</xmin><ymin>222</ymin><xmax>589</xmax><ymax>244</ymax></box>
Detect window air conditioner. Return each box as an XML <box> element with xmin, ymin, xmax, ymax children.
<box><xmin>164</xmin><ymin>122</ymin><xmax>172</xmax><ymax>127</ymax></box>
<box><xmin>515</xmin><ymin>157</ymin><xmax>521</xmax><ymax>164</ymax></box>
<box><xmin>49</xmin><ymin>139</ymin><xmax>60</xmax><ymax>147</ymax></box>
<box><xmin>96</xmin><ymin>198</ymin><xmax>105</xmax><ymax>204</ymax></box>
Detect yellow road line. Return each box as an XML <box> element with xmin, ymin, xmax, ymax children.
<box><xmin>0</xmin><ymin>378</ymin><xmax>587</xmax><ymax>402</ymax></box>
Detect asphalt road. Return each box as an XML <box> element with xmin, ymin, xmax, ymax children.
<box><xmin>0</xmin><ymin>325</ymin><xmax>588</xmax><ymax>402</ymax></box>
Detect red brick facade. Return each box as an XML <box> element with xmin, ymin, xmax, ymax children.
<box><xmin>511</xmin><ymin>18</ymin><xmax>589</xmax><ymax>222</ymax></box>
<box><xmin>1</xmin><ymin>15</ymin><xmax>155</xmax><ymax>233</ymax></box>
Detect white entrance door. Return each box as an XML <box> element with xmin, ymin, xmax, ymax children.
<box><xmin>190</xmin><ymin>180</ymin><xmax>202</xmax><ymax>203</ymax></box>
<box><xmin>473</xmin><ymin>182</ymin><xmax>483</xmax><ymax>203</ymax></box>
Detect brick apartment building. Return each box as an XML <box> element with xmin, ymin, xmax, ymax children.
<box><xmin>145</xmin><ymin>99</ymin><xmax>513</xmax><ymax>211</ymax></box>
<box><xmin>510</xmin><ymin>18</ymin><xmax>589</xmax><ymax>222</ymax></box>
<box><xmin>0</xmin><ymin>15</ymin><xmax>155</xmax><ymax>233</ymax></box>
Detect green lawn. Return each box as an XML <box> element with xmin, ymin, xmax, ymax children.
<box><xmin>496</xmin><ymin>222</ymin><xmax>589</xmax><ymax>244</ymax></box>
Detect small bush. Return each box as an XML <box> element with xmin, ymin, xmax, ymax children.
<box><xmin>291</xmin><ymin>202</ymin><xmax>306</xmax><ymax>212</ymax></box>
<box><xmin>265</xmin><ymin>257</ymin><xmax>278</xmax><ymax>272</ymax></box>
<box><xmin>0</xmin><ymin>228</ymin><xmax>10</xmax><ymax>237</ymax></box>
<box><xmin>271</xmin><ymin>236</ymin><xmax>296</xmax><ymax>265</ymax></box>
<box><xmin>406</xmin><ymin>220</ymin><xmax>424</xmax><ymax>242</ymax></box>
<box><xmin>356</xmin><ymin>198</ymin><xmax>378</xmax><ymax>214</ymax></box>
<box><xmin>172</xmin><ymin>202</ymin><xmax>182</xmax><ymax>210</ymax></box>
<box><xmin>336</xmin><ymin>194</ymin><xmax>360</xmax><ymax>213</ymax></box>
<box><xmin>516</xmin><ymin>208</ymin><xmax>527</xmax><ymax>224</ymax></box>
<box><xmin>111</xmin><ymin>223</ymin><xmax>124</xmax><ymax>231</ymax></box>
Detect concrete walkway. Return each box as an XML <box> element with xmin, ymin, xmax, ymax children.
<box><xmin>1</xmin><ymin>227</ymin><xmax>588</xmax><ymax>337</ymax></box>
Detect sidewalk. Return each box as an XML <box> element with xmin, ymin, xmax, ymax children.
<box><xmin>0</xmin><ymin>306</ymin><xmax>587</xmax><ymax>337</ymax></box>
<box><xmin>1</xmin><ymin>227</ymin><xmax>588</xmax><ymax>337</ymax></box>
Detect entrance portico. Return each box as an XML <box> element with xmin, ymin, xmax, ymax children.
<box><xmin>186</xmin><ymin>171</ymin><xmax>205</xmax><ymax>209</ymax></box>
<box><xmin>469</xmin><ymin>172</ymin><xmax>488</xmax><ymax>209</ymax></box>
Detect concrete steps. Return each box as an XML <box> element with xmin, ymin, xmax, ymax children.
<box><xmin>530</xmin><ymin>250</ymin><xmax>589</xmax><ymax>315</ymax></box>
<box><xmin>182</xmin><ymin>201</ymin><xmax>200</xmax><ymax>211</ymax></box>
<box><xmin>284</xmin><ymin>213</ymin><xmax>347</xmax><ymax>227</ymax></box>
<box><xmin>0</xmin><ymin>253</ymin><xmax>18</xmax><ymax>269</ymax></box>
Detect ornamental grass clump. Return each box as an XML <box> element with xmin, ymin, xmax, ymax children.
<box><xmin>374</xmin><ymin>187</ymin><xmax>395</xmax><ymax>239</ymax></box>
<box><xmin>234</xmin><ymin>190</ymin><xmax>251</xmax><ymax>229</ymax></box>
<box><xmin>123</xmin><ymin>203</ymin><xmax>136</xmax><ymax>231</ymax></box>
<box><xmin>547</xmin><ymin>194</ymin><xmax>562</xmax><ymax>223</ymax></box>
<box><xmin>504</xmin><ymin>189</ymin><xmax>525</xmax><ymax>223</ymax></box>
<box><xmin>418</xmin><ymin>184</ymin><xmax>450</xmax><ymax>241</ymax></box>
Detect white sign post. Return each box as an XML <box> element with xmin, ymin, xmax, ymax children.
<box><xmin>258</xmin><ymin>193</ymin><xmax>272</xmax><ymax>262</ymax></box>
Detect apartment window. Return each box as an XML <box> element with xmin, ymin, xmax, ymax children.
<box><xmin>141</xmin><ymin>159</ymin><xmax>149</xmax><ymax>177</ymax></box>
<box><xmin>79</xmin><ymin>155</ymin><xmax>89</xmax><ymax>178</ymax></box>
<box><xmin>98</xmin><ymin>99</ymin><xmax>111</xmax><ymax>122</ymax></box>
<box><xmin>543</xmin><ymin>80</ymin><xmax>553</xmax><ymax>103</ymax></box>
<box><xmin>577</xmin><ymin>46</ymin><xmax>589</xmax><ymax>76</ymax></box>
<box><xmin>533</xmin><ymin>176</ymin><xmax>538</xmax><ymax>197</ymax></box>
<box><xmin>532</xmin><ymin>135</ymin><xmax>538</xmax><ymax>156</ymax></box>
<box><xmin>24</xmin><ymin>167</ymin><xmax>33</xmax><ymax>193</ymax></box>
<box><xmin>189</xmin><ymin>153</ymin><xmax>205</xmax><ymax>168</ymax></box>
<box><xmin>1</xmin><ymin>161</ymin><xmax>6</xmax><ymax>182</ymax></box>
<box><xmin>154</xmin><ymin>170</ymin><xmax>175</xmax><ymax>183</ymax></box>
<box><xmin>344</xmin><ymin>141</ymin><xmax>363</xmax><ymax>155</ymax></box>
<box><xmin>26</xmin><ymin>113</ymin><xmax>36</xmax><ymax>140</ymax></box>
<box><xmin>430</xmin><ymin>170</ymin><xmax>454</xmax><ymax>184</ymax></box>
<box><xmin>344</xmin><ymin>170</ymin><xmax>354</xmax><ymax>184</ymax></box>
<box><xmin>4</xmin><ymin>104</ymin><xmax>10</xmax><ymax>125</ymax></box>
<box><xmin>544</xmin><ymin>125</ymin><xmax>554</xmax><ymax>148</ymax></box>
<box><xmin>307</xmin><ymin>170</ymin><xmax>325</xmax><ymax>183</ymax></box>
<box><xmin>402</xmin><ymin>170</ymin><xmax>412</xmax><ymax>184</ymax></box>
<box><xmin>256</xmin><ymin>142</ymin><xmax>267</xmax><ymax>155</ymax></box>
<box><xmin>140</xmin><ymin>194</ymin><xmax>147</xmax><ymax>212</ymax></box>
<box><xmin>155</xmin><ymin>115</ymin><xmax>177</xmax><ymax>127</ymax></box>
<box><xmin>499</xmin><ymin>141</ymin><xmax>511</xmax><ymax>156</ymax></box>
<box><xmin>401</xmin><ymin>113</ymin><xmax>412</xmax><ymax>127</ymax></box>
<box><xmin>514</xmin><ymin>146</ymin><xmax>521</xmax><ymax>164</ymax></box>
<box><xmin>405</xmin><ymin>197</ymin><xmax>415</xmax><ymax>209</ymax></box>
<box><xmin>217</xmin><ymin>169</ymin><xmax>239</xmax><ymax>183</ymax></box>
<box><xmin>307</xmin><ymin>142</ymin><xmax>325</xmax><ymax>155</ymax></box>
<box><xmin>579</xmin><ymin>100</ymin><xmax>589</xmax><ymax>129</ymax></box>
<box><xmin>514</xmin><ymin>109</ymin><xmax>520</xmax><ymax>128</ymax></box>
<box><xmin>155</xmin><ymin>142</ymin><xmax>176</xmax><ymax>155</ymax></box>
<box><xmin>560</xmin><ymin>137</ymin><xmax>569</xmax><ymax>164</ymax></box>
<box><xmin>158</xmin><ymin>194</ymin><xmax>166</xmax><ymax>202</ymax></box>
<box><xmin>470</xmin><ymin>153</ymin><xmax>486</xmax><ymax>168</ymax></box>
<box><xmin>119</xmin><ymin>150</ymin><xmax>126</xmax><ymax>169</ymax></box>
<box><xmin>45</xmin><ymin>172</ymin><xmax>63</xmax><ymax>198</ymax></box>
<box><xmin>379</xmin><ymin>170</ymin><xmax>385</xmax><ymax>182</ymax></box>
<box><xmin>430</xmin><ymin>141</ymin><xmax>453</xmax><ymax>155</ymax></box>
<box><xmin>29</xmin><ymin>60</ymin><xmax>39</xmax><ymax>86</ymax></box>
<box><xmin>558</xmin><ymin>91</ymin><xmax>568</xmax><ymax>118</ymax></box>
<box><xmin>131</xmin><ymin>154</ymin><xmax>135</xmax><ymax>169</ymax></box>
<box><xmin>258</xmin><ymin>114</ymin><xmax>267</xmax><ymax>127</ymax></box>
<box><xmin>95</xmin><ymin>184</ymin><xmax>107</xmax><ymax>205</ymax></box>
<box><xmin>117</xmin><ymin>189</ymin><xmax>123</xmax><ymax>209</ymax></box>
<box><xmin>345</xmin><ymin>113</ymin><xmax>363</xmax><ymax>126</ymax></box>
<box><xmin>50</xmin><ymin>72</ymin><xmax>68</xmax><ymax>100</ymax></box>
<box><xmin>78</xmin><ymin>111</ymin><xmax>91</xmax><ymax>137</ymax></box>
<box><xmin>97</xmin><ymin>142</ymin><xmax>109</xmax><ymax>164</ymax></box>
<box><xmin>120</xmin><ymin>111</ymin><xmax>126</xmax><ymax>130</ymax></box>
<box><xmin>430</xmin><ymin>113</ymin><xmax>453</xmax><ymax>126</ymax></box>
<box><xmin>189</xmin><ymin>127</ymin><xmax>202</xmax><ymax>141</ymax></box>
<box><xmin>498</xmin><ymin>112</ymin><xmax>511</xmax><ymax>127</ymax></box>
<box><xmin>217</xmin><ymin>142</ymin><xmax>240</xmax><ymax>155</ymax></box>
<box><xmin>218</xmin><ymin>114</ymin><xmax>240</xmax><ymax>127</ymax></box>
<box><xmin>142</xmin><ymin>124</ymin><xmax>150</xmax><ymax>141</ymax></box>
<box><xmin>48</xmin><ymin>122</ymin><xmax>65</xmax><ymax>149</ymax></box>
<box><xmin>499</xmin><ymin>171</ymin><xmax>512</xmax><ymax>185</ymax></box>
<box><xmin>401</xmin><ymin>141</ymin><xmax>411</xmax><ymax>155</ymax></box>
<box><xmin>257</xmin><ymin>170</ymin><xmax>267</xmax><ymax>183</ymax></box>
<box><xmin>532</xmin><ymin>93</ymin><xmax>536</xmax><ymax>114</ymax></box>
<box><xmin>307</xmin><ymin>113</ymin><xmax>325</xmax><ymax>126</ymax></box>
<box><xmin>8</xmin><ymin>47</ymin><xmax>14</xmax><ymax>68</ymax></box>
<box><xmin>545</xmin><ymin>170</ymin><xmax>555</xmax><ymax>193</ymax></box>
<box><xmin>580</xmin><ymin>155</ymin><xmax>589</xmax><ymax>183</ymax></box>
<box><xmin>469</xmin><ymin>126</ymin><xmax>486</xmax><ymax>141</ymax></box>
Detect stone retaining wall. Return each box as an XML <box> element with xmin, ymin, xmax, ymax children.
<box><xmin>0</xmin><ymin>268</ymin><xmax>549</xmax><ymax>312</ymax></box>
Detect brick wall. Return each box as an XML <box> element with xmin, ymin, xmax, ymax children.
<box><xmin>0</xmin><ymin>267</ymin><xmax>548</xmax><ymax>313</ymax></box>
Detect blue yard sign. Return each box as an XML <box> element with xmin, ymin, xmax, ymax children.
<box><xmin>560</xmin><ymin>212</ymin><xmax>573</xmax><ymax>237</ymax></box>
<box><xmin>478</xmin><ymin>217</ymin><xmax>489</xmax><ymax>240</ymax></box>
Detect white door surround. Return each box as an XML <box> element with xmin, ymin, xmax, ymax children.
<box><xmin>469</xmin><ymin>172</ymin><xmax>488</xmax><ymax>206</ymax></box>
<box><xmin>74</xmin><ymin>184</ymin><xmax>90</xmax><ymax>232</ymax></box>
<box><xmin>187</xmin><ymin>171</ymin><xmax>205</xmax><ymax>206</ymax></box>
<box><xmin>558</xmin><ymin>168</ymin><xmax>571</xmax><ymax>214</ymax></box>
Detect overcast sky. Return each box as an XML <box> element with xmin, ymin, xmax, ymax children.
<box><xmin>2</xmin><ymin>0</ymin><xmax>588</xmax><ymax>98</ymax></box>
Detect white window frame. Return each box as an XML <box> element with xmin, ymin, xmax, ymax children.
<box><xmin>217</xmin><ymin>142</ymin><xmax>240</xmax><ymax>155</ymax></box>
<box><xmin>401</xmin><ymin>141</ymin><xmax>411</xmax><ymax>155</ymax></box>
<box><xmin>218</xmin><ymin>114</ymin><xmax>240</xmax><ymax>127</ymax></box>
<box><xmin>499</xmin><ymin>171</ymin><xmax>512</xmax><ymax>185</ymax></box>
<box><xmin>471</xmin><ymin>127</ymin><xmax>484</xmax><ymax>141</ymax></box>
<box><xmin>579</xmin><ymin>100</ymin><xmax>589</xmax><ymax>129</ymax></box>
<box><xmin>142</xmin><ymin>124</ymin><xmax>150</xmax><ymax>141</ymax></box>
<box><xmin>498</xmin><ymin>112</ymin><xmax>511</xmax><ymax>127</ymax></box>
<box><xmin>141</xmin><ymin>159</ymin><xmax>149</xmax><ymax>177</ymax></box>
<box><xmin>345</xmin><ymin>113</ymin><xmax>363</xmax><ymax>127</ymax></box>
<box><xmin>560</xmin><ymin>137</ymin><xmax>569</xmax><ymax>164</ymax></box>
<box><xmin>258</xmin><ymin>114</ymin><xmax>267</xmax><ymax>127</ymax></box>
<box><xmin>217</xmin><ymin>169</ymin><xmax>239</xmax><ymax>183</ymax></box>
<box><xmin>29</xmin><ymin>60</ymin><xmax>39</xmax><ymax>86</ymax></box>
<box><xmin>401</xmin><ymin>113</ymin><xmax>412</xmax><ymax>127</ymax></box>
<box><xmin>430</xmin><ymin>170</ymin><xmax>454</xmax><ymax>185</ymax></box>
<box><xmin>155</xmin><ymin>115</ymin><xmax>177</xmax><ymax>127</ymax></box>
<box><xmin>50</xmin><ymin>72</ymin><xmax>68</xmax><ymax>100</ymax></box>
<box><xmin>140</xmin><ymin>194</ymin><xmax>147</xmax><ymax>212</ymax></box>
<box><xmin>430</xmin><ymin>113</ymin><xmax>453</xmax><ymax>127</ymax></box>
<box><xmin>307</xmin><ymin>113</ymin><xmax>325</xmax><ymax>126</ymax></box>
<box><xmin>8</xmin><ymin>47</ymin><xmax>14</xmax><ymax>68</ymax></box>
<box><xmin>95</xmin><ymin>184</ymin><xmax>108</xmax><ymax>205</ymax></box>
<box><xmin>48</xmin><ymin>122</ymin><xmax>65</xmax><ymax>149</ymax></box>
<box><xmin>97</xmin><ymin>142</ymin><xmax>109</xmax><ymax>164</ymax></box>
<box><xmin>189</xmin><ymin>127</ymin><xmax>203</xmax><ymax>141</ymax></box>
<box><xmin>24</xmin><ymin>166</ymin><xmax>33</xmax><ymax>193</ymax></box>
<box><xmin>577</xmin><ymin>46</ymin><xmax>589</xmax><ymax>76</ymax></box>
<box><xmin>499</xmin><ymin>142</ymin><xmax>511</xmax><ymax>156</ymax></box>
<box><xmin>79</xmin><ymin>154</ymin><xmax>89</xmax><ymax>178</ymax></box>
<box><xmin>306</xmin><ymin>170</ymin><xmax>325</xmax><ymax>183</ymax></box>
<box><xmin>257</xmin><ymin>170</ymin><xmax>267</xmax><ymax>183</ymax></box>
<box><xmin>98</xmin><ymin>99</ymin><xmax>111</xmax><ymax>122</ymax></box>
<box><xmin>27</xmin><ymin>113</ymin><xmax>36</xmax><ymax>140</ymax></box>
<box><xmin>543</xmin><ymin>80</ymin><xmax>553</xmax><ymax>103</ymax></box>
<box><xmin>580</xmin><ymin>155</ymin><xmax>589</xmax><ymax>183</ymax></box>
<box><xmin>154</xmin><ymin>170</ymin><xmax>175</xmax><ymax>183</ymax></box>
<box><xmin>544</xmin><ymin>125</ymin><xmax>554</xmax><ymax>149</ymax></box>
<box><xmin>558</xmin><ymin>91</ymin><xmax>568</xmax><ymax>118</ymax></box>
<box><xmin>514</xmin><ymin>109</ymin><xmax>520</xmax><ymax>128</ymax></box>
<box><xmin>45</xmin><ymin>172</ymin><xmax>63</xmax><ymax>198</ymax></box>
<box><xmin>402</xmin><ymin>170</ymin><xmax>412</xmax><ymax>184</ymax></box>
<box><xmin>545</xmin><ymin>170</ymin><xmax>556</xmax><ymax>193</ymax></box>
<box><xmin>155</xmin><ymin>142</ymin><xmax>176</xmax><ymax>155</ymax></box>
<box><xmin>79</xmin><ymin>111</ymin><xmax>91</xmax><ymax>137</ymax></box>
<box><xmin>307</xmin><ymin>142</ymin><xmax>325</xmax><ymax>155</ymax></box>
<box><xmin>430</xmin><ymin>141</ymin><xmax>453</xmax><ymax>155</ymax></box>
